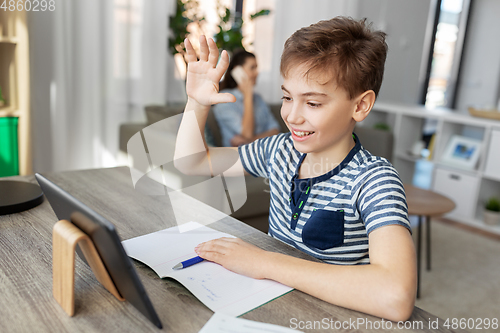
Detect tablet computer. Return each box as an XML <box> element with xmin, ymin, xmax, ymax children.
<box><xmin>35</xmin><ymin>173</ymin><xmax>162</xmax><ymax>329</ymax></box>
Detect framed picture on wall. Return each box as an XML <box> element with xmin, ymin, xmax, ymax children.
<box><xmin>441</xmin><ymin>135</ymin><xmax>482</xmax><ymax>170</ymax></box>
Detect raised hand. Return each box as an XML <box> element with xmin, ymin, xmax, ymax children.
<box><xmin>185</xmin><ymin>36</ymin><xmax>236</xmax><ymax>107</ymax></box>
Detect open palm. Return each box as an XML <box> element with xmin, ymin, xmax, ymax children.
<box><xmin>185</xmin><ymin>36</ymin><xmax>236</xmax><ymax>107</ymax></box>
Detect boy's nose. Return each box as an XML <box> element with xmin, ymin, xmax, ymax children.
<box><xmin>285</xmin><ymin>104</ymin><xmax>304</xmax><ymax>125</ymax></box>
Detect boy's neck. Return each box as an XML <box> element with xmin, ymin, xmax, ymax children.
<box><xmin>298</xmin><ymin>134</ymin><xmax>355</xmax><ymax>179</ymax></box>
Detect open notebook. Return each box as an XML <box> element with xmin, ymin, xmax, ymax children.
<box><xmin>122</xmin><ymin>222</ymin><xmax>293</xmax><ymax>316</ymax></box>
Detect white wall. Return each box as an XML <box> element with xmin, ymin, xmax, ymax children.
<box><xmin>237</xmin><ymin>0</ymin><xmax>430</xmax><ymax>105</ymax></box>
<box><xmin>356</xmin><ymin>0</ymin><xmax>431</xmax><ymax>104</ymax></box>
<box><xmin>253</xmin><ymin>0</ymin><xmax>432</xmax><ymax>106</ymax></box>
<box><xmin>165</xmin><ymin>0</ymin><xmax>431</xmax><ymax>105</ymax></box>
<box><xmin>165</xmin><ymin>0</ymin><xmax>359</xmax><ymax>104</ymax></box>
<box><xmin>249</xmin><ymin>0</ymin><xmax>500</xmax><ymax>110</ymax></box>
<box><xmin>455</xmin><ymin>0</ymin><xmax>500</xmax><ymax>112</ymax></box>
<box><xmin>254</xmin><ymin>0</ymin><xmax>358</xmax><ymax>103</ymax></box>
<box><xmin>28</xmin><ymin>10</ymin><xmax>55</xmax><ymax>173</ymax></box>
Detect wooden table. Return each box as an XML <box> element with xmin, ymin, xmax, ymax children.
<box><xmin>0</xmin><ymin>167</ymin><xmax>455</xmax><ymax>332</ymax></box>
<box><xmin>404</xmin><ymin>184</ymin><xmax>456</xmax><ymax>299</ymax></box>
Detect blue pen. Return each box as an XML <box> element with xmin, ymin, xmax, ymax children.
<box><xmin>172</xmin><ymin>256</ymin><xmax>204</xmax><ymax>270</ymax></box>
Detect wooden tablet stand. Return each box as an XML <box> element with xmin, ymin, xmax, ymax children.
<box><xmin>52</xmin><ymin>220</ymin><xmax>125</xmax><ymax>316</ymax></box>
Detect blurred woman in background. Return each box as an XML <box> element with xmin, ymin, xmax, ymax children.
<box><xmin>213</xmin><ymin>50</ymin><xmax>280</xmax><ymax>147</ymax></box>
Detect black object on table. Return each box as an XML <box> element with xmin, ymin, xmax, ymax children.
<box><xmin>0</xmin><ymin>180</ymin><xmax>44</xmax><ymax>215</ymax></box>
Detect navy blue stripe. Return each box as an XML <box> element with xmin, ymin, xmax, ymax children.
<box><xmin>238</xmin><ymin>146</ymin><xmax>260</xmax><ymax>177</ymax></box>
<box><xmin>368</xmin><ymin>221</ymin><xmax>413</xmax><ymax>235</ymax></box>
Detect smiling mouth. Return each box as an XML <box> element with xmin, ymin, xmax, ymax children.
<box><xmin>292</xmin><ymin>130</ymin><xmax>315</xmax><ymax>137</ymax></box>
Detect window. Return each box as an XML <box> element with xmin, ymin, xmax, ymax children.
<box><xmin>421</xmin><ymin>0</ymin><xmax>472</xmax><ymax>109</ymax></box>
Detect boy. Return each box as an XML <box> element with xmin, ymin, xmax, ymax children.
<box><xmin>174</xmin><ymin>17</ymin><xmax>417</xmax><ymax>321</ymax></box>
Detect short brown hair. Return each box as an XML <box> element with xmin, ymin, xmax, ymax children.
<box><xmin>280</xmin><ymin>17</ymin><xmax>388</xmax><ymax>99</ymax></box>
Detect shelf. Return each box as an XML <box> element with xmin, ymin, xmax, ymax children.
<box><xmin>395</xmin><ymin>152</ymin><xmax>425</xmax><ymax>163</ymax></box>
<box><xmin>0</xmin><ymin>37</ymin><xmax>18</xmax><ymax>44</ymax></box>
<box><xmin>374</xmin><ymin>101</ymin><xmax>500</xmax><ymax>127</ymax></box>
<box><xmin>395</xmin><ymin>153</ymin><xmax>483</xmax><ymax>177</ymax></box>
<box><xmin>434</xmin><ymin>161</ymin><xmax>480</xmax><ymax>176</ymax></box>
<box><xmin>374</xmin><ymin>102</ymin><xmax>500</xmax><ymax>237</ymax></box>
<box><xmin>482</xmin><ymin>173</ymin><xmax>500</xmax><ymax>183</ymax></box>
<box><xmin>0</xmin><ymin>107</ymin><xmax>19</xmax><ymax>117</ymax></box>
<box><xmin>0</xmin><ymin>10</ymin><xmax>32</xmax><ymax>175</ymax></box>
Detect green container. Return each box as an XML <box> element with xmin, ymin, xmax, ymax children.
<box><xmin>0</xmin><ymin>117</ymin><xmax>19</xmax><ymax>177</ymax></box>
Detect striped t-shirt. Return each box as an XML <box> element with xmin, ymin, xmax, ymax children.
<box><xmin>238</xmin><ymin>132</ymin><xmax>411</xmax><ymax>265</ymax></box>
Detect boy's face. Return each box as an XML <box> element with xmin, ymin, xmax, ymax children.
<box><xmin>280</xmin><ymin>64</ymin><xmax>359</xmax><ymax>158</ymax></box>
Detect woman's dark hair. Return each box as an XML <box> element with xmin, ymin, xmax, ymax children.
<box><xmin>219</xmin><ymin>50</ymin><xmax>256</xmax><ymax>91</ymax></box>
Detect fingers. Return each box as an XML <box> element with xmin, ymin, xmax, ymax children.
<box><xmin>210</xmin><ymin>92</ymin><xmax>237</xmax><ymax>105</ymax></box>
<box><xmin>184</xmin><ymin>38</ymin><xmax>197</xmax><ymax>63</ymax></box>
<box><xmin>207</xmin><ymin>38</ymin><xmax>219</xmax><ymax>67</ymax></box>
<box><xmin>215</xmin><ymin>50</ymin><xmax>230</xmax><ymax>78</ymax></box>
<box><xmin>199</xmin><ymin>35</ymin><xmax>209</xmax><ymax>62</ymax></box>
<box><xmin>186</xmin><ymin>36</ymin><xmax>221</xmax><ymax>68</ymax></box>
<box><xmin>196</xmin><ymin>240</ymin><xmax>218</xmax><ymax>254</ymax></box>
<box><xmin>198</xmin><ymin>250</ymin><xmax>224</xmax><ymax>263</ymax></box>
<box><xmin>195</xmin><ymin>237</ymin><xmax>236</xmax><ymax>254</ymax></box>
<box><xmin>196</xmin><ymin>240</ymin><xmax>227</xmax><ymax>264</ymax></box>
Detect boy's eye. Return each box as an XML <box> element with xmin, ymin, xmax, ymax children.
<box><xmin>281</xmin><ymin>96</ymin><xmax>292</xmax><ymax>102</ymax></box>
<box><xmin>307</xmin><ymin>102</ymin><xmax>321</xmax><ymax>108</ymax></box>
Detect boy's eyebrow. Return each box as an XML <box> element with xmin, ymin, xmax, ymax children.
<box><xmin>281</xmin><ymin>85</ymin><xmax>328</xmax><ymax>97</ymax></box>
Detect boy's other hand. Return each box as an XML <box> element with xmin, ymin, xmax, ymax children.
<box><xmin>195</xmin><ymin>237</ymin><xmax>269</xmax><ymax>279</ymax></box>
<box><xmin>185</xmin><ymin>36</ymin><xmax>236</xmax><ymax>107</ymax></box>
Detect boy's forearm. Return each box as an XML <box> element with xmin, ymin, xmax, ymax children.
<box><xmin>174</xmin><ymin>98</ymin><xmax>211</xmax><ymax>175</ymax></box>
<box><xmin>262</xmin><ymin>251</ymin><xmax>415</xmax><ymax>322</ymax></box>
<box><xmin>174</xmin><ymin>98</ymin><xmax>244</xmax><ymax>177</ymax></box>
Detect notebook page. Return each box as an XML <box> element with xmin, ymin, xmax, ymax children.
<box><xmin>122</xmin><ymin>222</ymin><xmax>293</xmax><ymax>316</ymax></box>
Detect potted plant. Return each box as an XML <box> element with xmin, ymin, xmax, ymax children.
<box><xmin>373</xmin><ymin>122</ymin><xmax>391</xmax><ymax>132</ymax></box>
<box><xmin>484</xmin><ymin>197</ymin><xmax>500</xmax><ymax>226</ymax></box>
<box><xmin>213</xmin><ymin>6</ymin><xmax>270</xmax><ymax>54</ymax></box>
<box><xmin>168</xmin><ymin>0</ymin><xmax>270</xmax><ymax>61</ymax></box>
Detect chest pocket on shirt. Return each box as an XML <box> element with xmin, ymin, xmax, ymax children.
<box><xmin>302</xmin><ymin>210</ymin><xmax>344</xmax><ymax>250</ymax></box>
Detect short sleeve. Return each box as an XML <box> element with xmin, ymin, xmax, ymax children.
<box><xmin>357</xmin><ymin>163</ymin><xmax>411</xmax><ymax>234</ymax></box>
<box><xmin>238</xmin><ymin>133</ymin><xmax>285</xmax><ymax>178</ymax></box>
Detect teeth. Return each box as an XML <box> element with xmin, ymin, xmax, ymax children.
<box><xmin>293</xmin><ymin>130</ymin><xmax>314</xmax><ymax>137</ymax></box>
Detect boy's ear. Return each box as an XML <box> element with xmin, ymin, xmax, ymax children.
<box><xmin>352</xmin><ymin>90</ymin><xmax>376</xmax><ymax>122</ymax></box>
